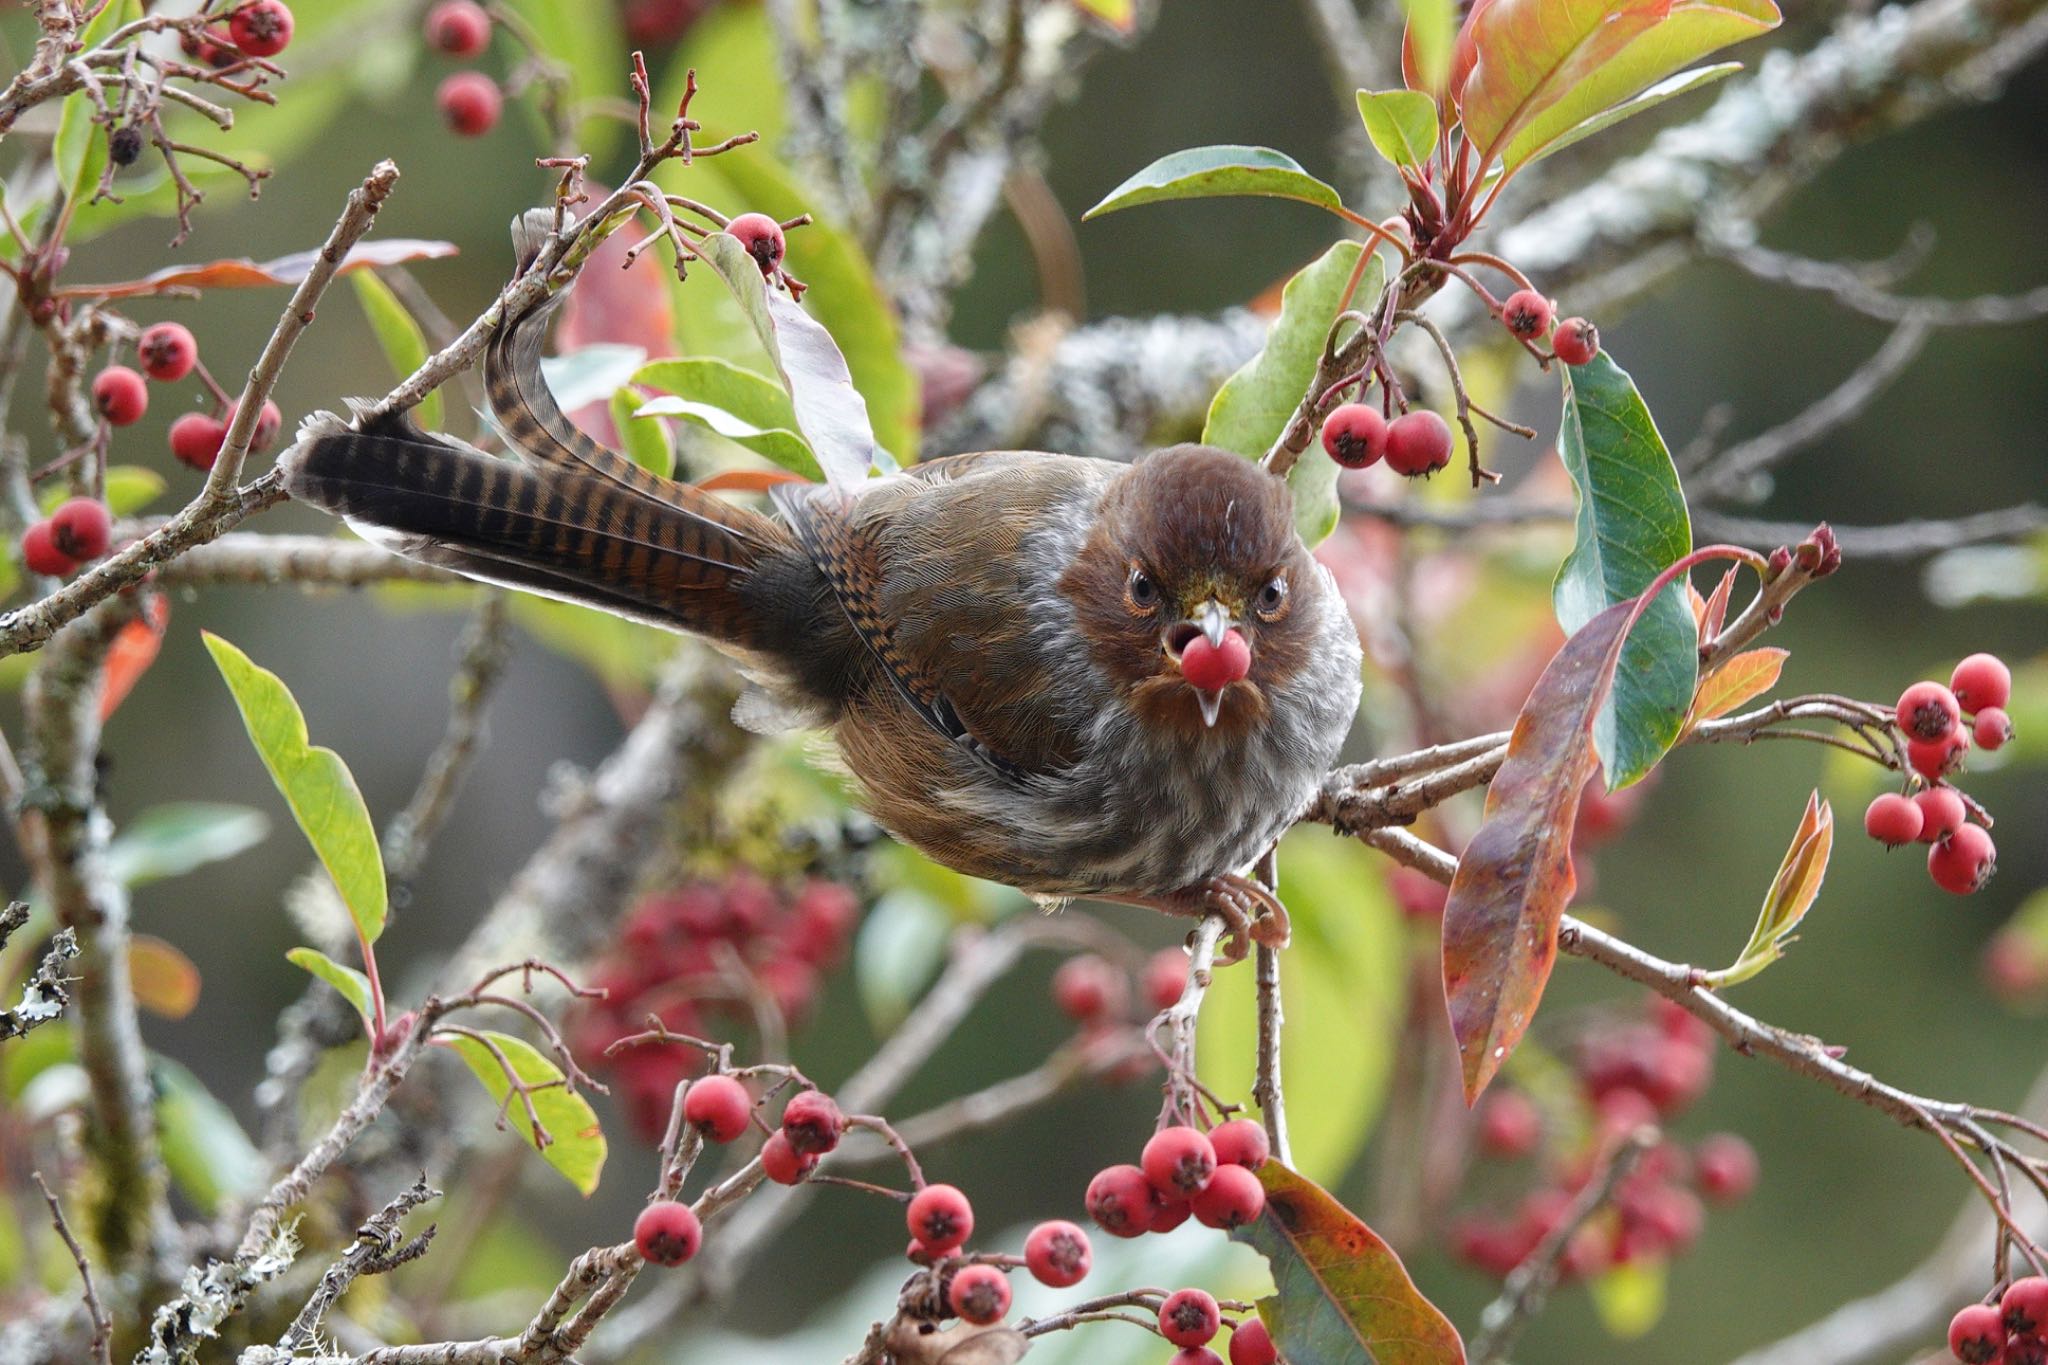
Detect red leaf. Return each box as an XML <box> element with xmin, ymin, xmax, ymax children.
<box><xmin>64</xmin><ymin>239</ymin><xmax>457</xmax><ymax>300</ymax></box>
<box><xmin>694</xmin><ymin>468</ymin><xmax>808</xmax><ymax>493</ymax></box>
<box><xmin>1443</xmin><ymin>596</ymin><xmax>1635</xmax><ymax>1101</ymax></box>
<box><xmin>1699</xmin><ymin>564</ymin><xmax>1737</xmax><ymax>644</ymax></box>
<box><xmin>98</xmin><ymin>595</ymin><xmax>168</xmax><ymax>723</ymax></box>
<box><xmin>1683</xmin><ymin>646</ymin><xmax>1787</xmax><ymax>732</ymax></box>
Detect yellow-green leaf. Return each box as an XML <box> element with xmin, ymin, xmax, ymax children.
<box><xmin>444</xmin><ymin>1029</ymin><xmax>607</xmax><ymax>1195</ymax></box>
<box><xmin>1068</xmin><ymin>0</ymin><xmax>1137</xmax><ymax>31</ymax></box>
<box><xmin>1085</xmin><ymin>146</ymin><xmax>1345</xmax><ymax>221</ymax></box>
<box><xmin>40</xmin><ymin>467</ymin><xmax>165</xmax><ymax>519</ymax></box>
<box><xmin>286</xmin><ymin>946</ymin><xmax>376</xmax><ymax>1028</ymax></box>
<box><xmin>609</xmin><ymin>386</ymin><xmax>675</xmax><ymax>477</ymax></box>
<box><xmin>1706</xmin><ymin>791</ymin><xmax>1832</xmax><ymax>988</ymax></box>
<box><xmin>1509</xmin><ymin>62</ymin><xmax>1743</xmax><ymax>168</ymax></box>
<box><xmin>155</xmin><ymin>1056</ymin><xmax>266</xmax><ymax>1214</ymax></box>
<box><xmin>203</xmin><ymin>633</ymin><xmax>387</xmax><ymax>946</ymax></box>
<box><xmin>350</xmin><ymin>270</ymin><xmax>442</xmax><ymax>432</ymax></box>
<box><xmin>1683</xmin><ymin>646</ymin><xmax>1787</xmax><ymax>733</ymax></box>
<box><xmin>1356</xmin><ymin>90</ymin><xmax>1439</xmax><ymax>171</ymax></box>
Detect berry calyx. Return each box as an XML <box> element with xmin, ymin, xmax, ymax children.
<box><xmin>228</xmin><ymin>0</ymin><xmax>294</xmax><ymax>57</ymax></box>
<box><xmin>92</xmin><ymin>366</ymin><xmax>148</xmax><ymax>425</ymax></box>
<box><xmin>1476</xmin><ymin>1089</ymin><xmax>1542</xmax><ymax>1159</ymax></box>
<box><xmin>1023</xmin><ymin>1219</ymin><xmax>1091</xmax><ymax>1287</ymax></box>
<box><xmin>169</xmin><ymin>412</ymin><xmax>228</xmax><ymax>470</ymax></box>
<box><xmin>1145</xmin><ymin>948</ymin><xmax>1187</xmax><ymax>1010</ymax></box>
<box><xmin>1190</xmin><ymin>1162</ymin><xmax>1265</xmax><ymax>1229</ymax></box>
<box><xmin>1383</xmin><ymin>410</ymin><xmax>1453</xmax><ymax>477</ymax></box>
<box><xmin>1897</xmin><ymin>681</ymin><xmax>1962</xmax><ymax>743</ymax></box>
<box><xmin>1552</xmin><ymin>316</ymin><xmax>1600</xmax><ymax>365</ymax></box>
<box><xmin>781</xmin><ymin>1089</ymin><xmax>843</xmax><ymax>1155</ymax></box>
<box><xmin>137</xmin><ymin>323</ymin><xmax>198</xmax><ymax>382</ymax></box>
<box><xmin>907</xmin><ymin>1183</ymin><xmax>974</xmax><ymax>1254</ymax></box>
<box><xmin>1319</xmin><ymin>403</ymin><xmax>1387</xmax><ymax>470</ymax></box>
<box><xmin>1693</xmin><ymin>1133</ymin><xmax>1758</xmax><ymax>1203</ymax></box>
<box><xmin>437</xmin><ymin>72</ymin><xmax>503</xmax><ymax>137</ymax></box>
<box><xmin>49</xmin><ymin>498</ymin><xmax>112</xmax><ymax>561</ymax></box>
<box><xmin>1907</xmin><ymin>733</ymin><xmax>1967</xmax><ymax>781</ymax></box>
<box><xmin>1084</xmin><ymin>1164</ymin><xmax>1160</xmax><ymax>1238</ymax></box>
<box><xmin>1973</xmin><ymin>707</ymin><xmax>2013</xmax><ymax>751</ymax></box>
<box><xmin>1913</xmin><ymin>787</ymin><xmax>1966</xmax><ymax>844</ymax></box>
<box><xmin>21</xmin><ymin>522</ymin><xmax>75</xmax><ymax>578</ymax></box>
<box><xmin>947</xmin><ymin>1264</ymin><xmax>1010</xmax><ymax>1325</ymax></box>
<box><xmin>727</xmin><ymin>213</ymin><xmax>786</xmax><ymax>275</ymax></box>
<box><xmin>1229</xmin><ymin>1319</ymin><xmax>1278</xmax><ymax>1365</ymax></box>
<box><xmin>1142</xmin><ymin>1126</ymin><xmax>1218</xmax><ymax>1198</ymax></box>
<box><xmin>1951</xmin><ymin>653</ymin><xmax>2012</xmax><ymax>713</ymax></box>
<box><xmin>760</xmin><ymin>1130</ymin><xmax>815</xmax><ymax>1185</ymax></box>
<box><xmin>632</xmin><ymin>1200</ymin><xmax>702</xmax><ymax>1266</ymax></box>
<box><xmin>1950</xmin><ymin>1302</ymin><xmax>2007</xmax><ymax>1363</ymax></box>
<box><xmin>2006</xmin><ymin>1278</ymin><xmax>2048</xmax><ymax>1337</ymax></box>
<box><xmin>1207</xmin><ymin>1118</ymin><xmax>1270</xmax><ymax>1171</ymax></box>
<box><xmin>1929</xmin><ymin>824</ymin><xmax>1996</xmax><ymax>895</ymax></box>
<box><xmin>1051</xmin><ymin>953</ymin><xmax>1125</xmax><ymax>1023</ymax></box>
<box><xmin>1501</xmin><ymin>289</ymin><xmax>1555</xmax><ymax>340</ymax></box>
<box><xmin>681</xmin><ymin>1074</ymin><xmax>752</xmax><ymax>1143</ymax></box>
<box><xmin>1159</xmin><ymin>1288</ymin><xmax>1222</xmax><ymax>1347</ymax></box>
<box><xmin>424</xmin><ymin>0</ymin><xmax>491</xmax><ymax>56</ymax></box>
<box><xmin>1180</xmin><ymin>629</ymin><xmax>1252</xmax><ymax>692</ymax></box>
<box><xmin>1863</xmin><ymin>792</ymin><xmax>1923</xmax><ymax>848</ymax></box>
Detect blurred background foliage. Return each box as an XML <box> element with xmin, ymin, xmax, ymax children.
<box><xmin>0</xmin><ymin>1</ymin><xmax>2043</xmax><ymax>1361</ymax></box>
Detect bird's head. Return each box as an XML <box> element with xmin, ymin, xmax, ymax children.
<box><xmin>1060</xmin><ymin>445</ymin><xmax>1326</xmax><ymax>738</ymax></box>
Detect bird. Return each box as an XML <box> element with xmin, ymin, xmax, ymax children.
<box><xmin>281</xmin><ymin>280</ymin><xmax>1363</xmax><ymax>960</ymax></box>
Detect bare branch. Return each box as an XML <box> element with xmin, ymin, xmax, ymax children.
<box><xmin>0</xmin><ymin>904</ymin><xmax>77</xmax><ymax>1041</ymax></box>
<box><xmin>31</xmin><ymin>1173</ymin><xmax>111</xmax><ymax>1365</ymax></box>
<box><xmin>272</xmin><ymin>1178</ymin><xmax>440</xmax><ymax>1355</ymax></box>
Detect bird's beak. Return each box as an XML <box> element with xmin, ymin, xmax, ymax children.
<box><xmin>1195</xmin><ymin>599</ymin><xmax>1230</xmax><ymax>651</ymax></box>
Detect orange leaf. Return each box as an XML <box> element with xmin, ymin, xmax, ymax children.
<box><xmin>99</xmin><ymin>596</ymin><xmax>168</xmax><ymax>723</ymax></box>
<box><xmin>1684</xmin><ymin>647</ymin><xmax>1787</xmax><ymax>731</ymax></box>
<box><xmin>1699</xmin><ymin>564</ymin><xmax>1737</xmax><ymax>644</ymax></box>
<box><xmin>63</xmin><ymin>239</ymin><xmax>457</xmax><ymax>301</ymax></box>
<box><xmin>694</xmin><ymin>468</ymin><xmax>808</xmax><ymax>494</ymax></box>
<box><xmin>130</xmin><ymin>934</ymin><xmax>200</xmax><ymax>1019</ymax></box>
<box><xmin>1708</xmin><ymin>791</ymin><xmax>1832</xmax><ymax>987</ymax></box>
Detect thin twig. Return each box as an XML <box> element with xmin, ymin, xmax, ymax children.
<box><xmin>32</xmin><ymin>1172</ymin><xmax>112</xmax><ymax>1365</ymax></box>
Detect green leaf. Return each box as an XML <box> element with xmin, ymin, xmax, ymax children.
<box><xmin>154</xmin><ymin>1056</ymin><xmax>266</xmax><ymax>1214</ymax></box>
<box><xmin>1355</xmin><ymin>90</ymin><xmax>1439</xmax><ymax>170</ymax></box>
<box><xmin>633</xmin><ymin>356</ymin><xmax>821</xmax><ymax>479</ymax></box>
<box><xmin>1509</xmin><ymin>62</ymin><xmax>1743</xmax><ymax>168</ymax></box>
<box><xmin>1705</xmin><ymin>791</ymin><xmax>1832</xmax><ymax>988</ymax></box>
<box><xmin>693</xmin><ymin>232</ymin><xmax>878</xmax><ymax>488</ymax></box>
<box><xmin>609</xmin><ymin>387</ymin><xmax>675</xmax><ymax>477</ymax></box>
<box><xmin>1068</xmin><ymin>0</ymin><xmax>1138</xmax><ymax>31</ymax></box>
<box><xmin>502</xmin><ymin>0</ymin><xmax>626</xmax><ymax>163</ymax></box>
<box><xmin>1590</xmin><ymin>1257</ymin><xmax>1668</xmax><ymax>1338</ymax></box>
<box><xmin>659</xmin><ymin>5</ymin><xmax>787</xmax><ymax>156</ymax></box>
<box><xmin>444</xmin><ymin>1029</ymin><xmax>607</xmax><ymax>1195</ymax></box>
<box><xmin>853</xmin><ymin>890</ymin><xmax>952</xmax><ymax>1033</ymax></box>
<box><xmin>38</xmin><ymin>466</ymin><xmax>165</xmax><ymax>519</ymax></box>
<box><xmin>535</xmin><ymin>345</ymin><xmax>646</xmax><ymax>416</ymax></box>
<box><xmin>634</xmin><ymin>396</ymin><xmax>818</xmax><ymax>480</ymax></box>
<box><xmin>1203</xmin><ymin>241</ymin><xmax>1381</xmax><ymax>545</ymax></box>
<box><xmin>286</xmin><ymin>946</ymin><xmax>377</xmax><ymax>1027</ymax></box>
<box><xmin>1084</xmin><ymin>146</ymin><xmax>1345</xmax><ymax>220</ymax></box>
<box><xmin>1231</xmin><ymin>1162</ymin><xmax>1466</xmax><ymax>1363</ymax></box>
<box><xmin>52</xmin><ymin>1</ymin><xmax>137</xmax><ymax>212</ymax></box>
<box><xmin>350</xmin><ymin>270</ymin><xmax>441</xmax><ymax>432</ymax></box>
<box><xmin>106</xmin><ymin>802</ymin><xmax>269</xmax><ymax>887</ymax></box>
<box><xmin>1554</xmin><ymin>353</ymin><xmax>1696</xmax><ymax>789</ymax></box>
<box><xmin>1400</xmin><ymin>0</ymin><xmax>1459</xmax><ymax>92</ymax></box>
<box><xmin>202</xmin><ymin>633</ymin><xmax>387</xmax><ymax>946</ymax></box>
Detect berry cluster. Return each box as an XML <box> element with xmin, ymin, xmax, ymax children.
<box><xmin>1084</xmin><ymin>1120</ymin><xmax>1271</xmax><ymax>1239</ymax></box>
<box><xmin>179</xmin><ymin>0</ymin><xmax>296</xmax><ymax>65</ymax></box>
<box><xmin>571</xmin><ymin>874</ymin><xmax>860</xmax><ymax>1139</ymax></box>
<box><xmin>1451</xmin><ymin>994</ymin><xmax>1756</xmax><ymax>1282</ymax></box>
<box><xmin>425</xmin><ymin>2</ymin><xmax>505</xmax><ymax>137</ymax></box>
<box><xmin>1950</xmin><ymin>1277</ymin><xmax>2048</xmax><ymax>1363</ymax></box>
<box><xmin>1497</xmin><ymin>288</ymin><xmax>1601</xmax><ymax>368</ymax></box>
<box><xmin>1862</xmin><ymin>653</ymin><xmax>2012</xmax><ymax>895</ymax></box>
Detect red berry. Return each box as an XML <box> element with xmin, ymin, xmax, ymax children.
<box><xmin>1594</xmin><ymin>1086</ymin><xmax>1659</xmax><ymax>1142</ymax></box>
<box><xmin>2009</xmin><ymin>1335</ymin><xmax>2048</xmax><ymax>1365</ymax></box>
<box><xmin>1023</xmin><ymin>1219</ymin><xmax>1091</xmax><ymax>1287</ymax></box>
<box><xmin>760</xmin><ymin>1130</ymin><xmax>815</xmax><ymax>1185</ymax></box>
<box><xmin>1229</xmin><ymin>1319</ymin><xmax>1278</xmax><ymax>1365</ymax></box>
<box><xmin>1913</xmin><ymin>787</ymin><xmax>1965</xmax><ymax>844</ymax></box>
<box><xmin>438</xmin><ymin>72</ymin><xmax>503</xmax><ymax>136</ymax></box>
<box><xmin>1151</xmin><ymin>1196</ymin><xmax>1193</xmax><ymax>1233</ymax></box>
<box><xmin>787</xmin><ymin>879</ymin><xmax>859</xmax><ymax>963</ymax></box>
<box><xmin>1145</xmin><ymin>948</ymin><xmax>1187</xmax><ymax>1010</ymax></box>
<box><xmin>424</xmin><ymin>0</ymin><xmax>491</xmax><ymax>55</ymax></box>
<box><xmin>1929</xmin><ymin>824</ymin><xmax>1996</xmax><ymax>895</ymax></box>
<box><xmin>1907</xmin><ymin>733</ymin><xmax>1967</xmax><ymax>781</ymax></box>
<box><xmin>49</xmin><ymin>497</ymin><xmax>112</xmax><ymax>561</ymax></box>
<box><xmin>1190</xmin><ymin>1162</ymin><xmax>1265</xmax><ymax>1229</ymax></box>
<box><xmin>948</xmin><ymin>1263</ymin><xmax>1010</xmax><ymax>1324</ymax></box>
<box><xmin>1949</xmin><ymin>1302</ymin><xmax>2007</xmax><ymax>1363</ymax></box>
<box><xmin>682</xmin><ymin>1074</ymin><xmax>752</xmax><ymax>1143</ymax></box>
<box><xmin>1951</xmin><ymin>653</ymin><xmax>2012</xmax><ymax>713</ymax></box>
<box><xmin>780</xmin><ymin>1089</ymin><xmax>843</xmax><ymax>1155</ymax></box>
<box><xmin>1863</xmin><ymin>792</ymin><xmax>1923</xmax><ymax>847</ymax></box>
<box><xmin>1159</xmin><ymin>1288</ymin><xmax>1222</xmax><ymax>1347</ymax></box>
<box><xmin>1501</xmin><ymin>289</ymin><xmax>1555</xmax><ymax>340</ymax></box>
<box><xmin>137</xmin><ymin>323</ymin><xmax>197</xmax><ymax>382</ymax></box>
<box><xmin>228</xmin><ymin>398</ymin><xmax>284</xmax><ymax>451</ymax></box>
<box><xmin>21</xmin><ymin>522</ymin><xmax>75</xmax><ymax>578</ymax></box>
<box><xmin>1476</xmin><ymin>1090</ymin><xmax>1542</xmax><ymax>1159</ymax></box>
<box><xmin>92</xmin><ymin>366</ymin><xmax>148</xmax><ymax>425</ymax></box>
<box><xmin>169</xmin><ymin>412</ymin><xmax>228</xmax><ymax>470</ymax></box>
<box><xmin>907</xmin><ymin>1183</ymin><xmax>974</xmax><ymax>1254</ymax></box>
<box><xmin>1180</xmin><ymin>628</ymin><xmax>1251</xmax><ymax>692</ymax></box>
<box><xmin>1974</xmin><ymin>707</ymin><xmax>2013</xmax><ymax>751</ymax></box>
<box><xmin>1051</xmin><ymin>954</ymin><xmax>1126</xmax><ymax>1023</ymax></box>
<box><xmin>1552</xmin><ymin>316</ymin><xmax>1600</xmax><ymax>365</ymax></box>
<box><xmin>229</xmin><ymin>0</ymin><xmax>293</xmax><ymax>56</ymax></box>
<box><xmin>728</xmin><ymin>213</ymin><xmax>786</xmax><ymax>274</ymax></box>
<box><xmin>632</xmin><ymin>1200</ymin><xmax>701</xmax><ymax>1266</ymax></box>
<box><xmin>2005</xmin><ymin>1278</ymin><xmax>2048</xmax><ymax>1337</ymax></box>
<box><xmin>1084</xmin><ymin>1164</ymin><xmax>1160</xmax><ymax>1238</ymax></box>
<box><xmin>1319</xmin><ymin>402</ymin><xmax>1387</xmax><ymax>470</ymax></box>
<box><xmin>1207</xmin><ymin>1118</ymin><xmax>1270</xmax><ymax>1171</ymax></box>
<box><xmin>1383</xmin><ymin>410</ymin><xmax>1453</xmax><ymax>477</ymax></box>
<box><xmin>1693</xmin><ymin>1133</ymin><xmax>1758</xmax><ymax>1203</ymax></box>
<box><xmin>1897</xmin><ymin>681</ymin><xmax>1962</xmax><ymax>743</ymax></box>
<box><xmin>1142</xmin><ymin>1126</ymin><xmax>1218</xmax><ymax>1198</ymax></box>
<box><xmin>1171</xmin><ymin>1351</ymin><xmax>1225</xmax><ymax>1365</ymax></box>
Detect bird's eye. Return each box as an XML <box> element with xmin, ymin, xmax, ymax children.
<box><xmin>1127</xmin><ymin>567</ymin><xmax>1160</xmax><ymax>612</ymax></box>
<box><xmin>1256</xmin><ymin>575</ymin><xmax>1289</xmax><ymax>619</ymax></box>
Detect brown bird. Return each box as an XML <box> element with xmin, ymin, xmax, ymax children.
<box><xmin>282</xmin><ymin>286</ymin><xmax>1363</xmax><ymax>958</ymax></box>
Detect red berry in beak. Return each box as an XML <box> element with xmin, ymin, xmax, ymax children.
<box><xmin>1180</xmin><ymin>628</ymin><xmax>1250</xmax><ymax>692</ymax></box>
